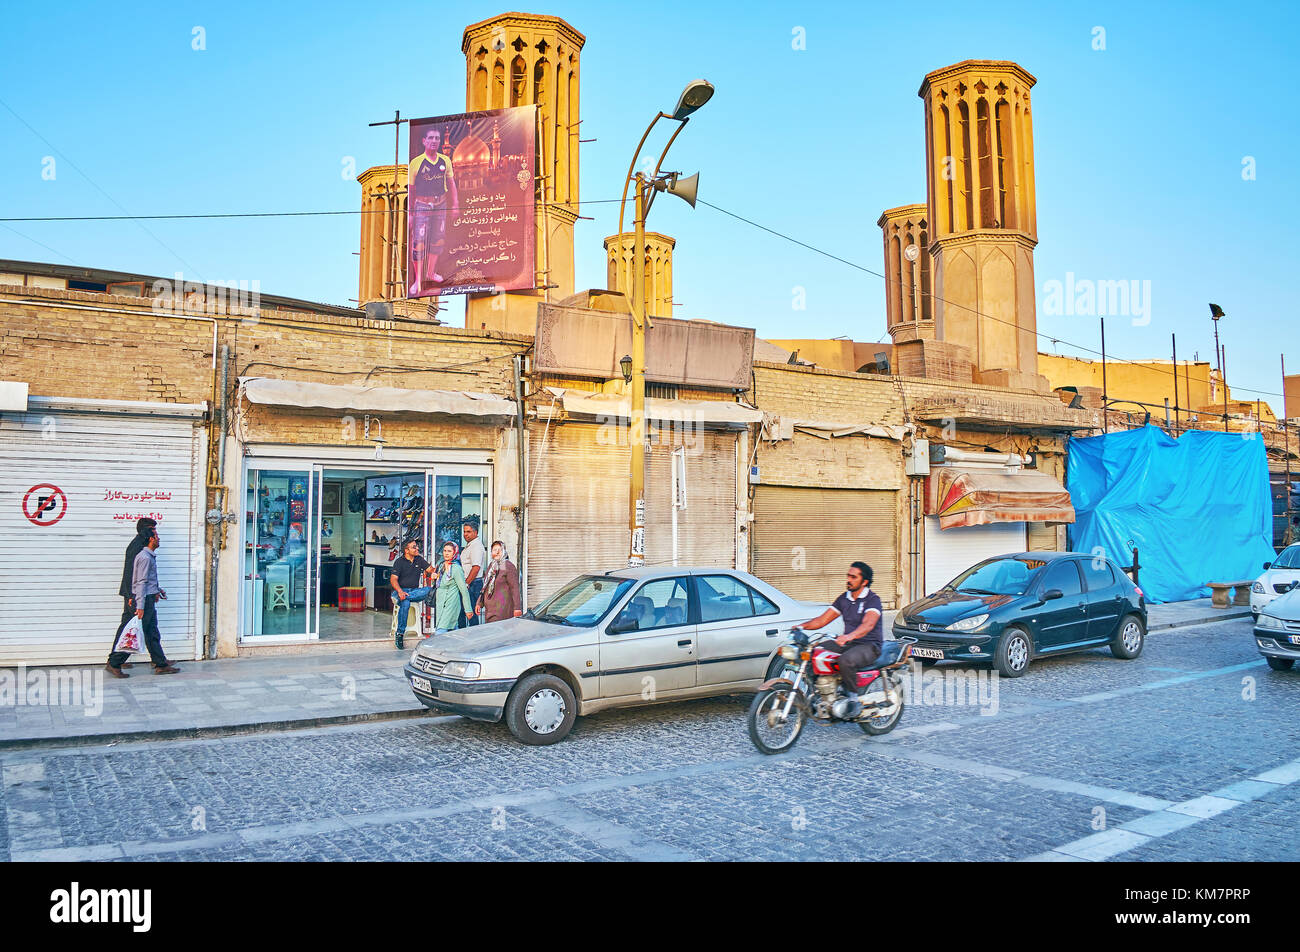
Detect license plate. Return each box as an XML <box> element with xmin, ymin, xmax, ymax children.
<box><xmin>410</xmin><ymin>675</ymin><xmax>432</xmax><ymax>693</ymax></box>
<box><xmin>1288</xmin><ymin>636</ymin><xmax>1300</xmax><ymax>646</ymax></box>
<box><xmin>912</xmin><ymin>647</ymin><xmax>944</xmax><ymax>660</ymax></box>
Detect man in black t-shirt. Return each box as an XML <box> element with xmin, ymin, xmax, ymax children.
<box><xmin>799</xmin><ymin>561</ymin><xmax>884</xmax><ymax>696</ymax></box>
<box><xmin>390</xmin><ymin>541</ymin><xmax>434</xmax><ymax>649</ymax></box>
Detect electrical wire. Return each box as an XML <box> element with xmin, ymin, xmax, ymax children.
<box><xmin>699</xmin><ymin>199</ymin><xmax>1288</xmax><ymax>403</ymax></box>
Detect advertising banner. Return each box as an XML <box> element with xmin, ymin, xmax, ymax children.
<box><xmin>407</xmin><ymin>105</ymin><xmax>537</xmax><ymax>297</ymax></box>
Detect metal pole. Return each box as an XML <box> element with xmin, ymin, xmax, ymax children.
<box><xmin>513</xmin><ymin>354</ymin><xmax>528</xmax><ymax>604</ymax></box>
<box><xmin>207</xmin><ymin>344</ymin><xmax>229</xmax><ymax>660</ymax></box>
<box><xmin>1222</xmin><ymin>344</ymin><xmax>1229</xmax><ymax>432</ymax></box>
<box><xmin>628</xmin><ymin>174</ymin><xmax>648</xmax><ymax>566</ymax></box>
<box><xmin>1285</xmin><ymin>355</ymin><xmax>1293</xmax><ymax>545</ymax></box>
<box><xmin>1100</xmin><ymin>316</ymin><xmax>1108</xmax><ymax>434</ymax></box>
<box><xmin>1171</xmin><ymin>333</ymin><xmax>1180</xmax><ymax>434</ymax></box>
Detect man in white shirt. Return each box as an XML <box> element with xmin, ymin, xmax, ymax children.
<box><xmin>460</xmin><ymin>521</ymin><xmax>487</xmax><ymax>627</ymax></box>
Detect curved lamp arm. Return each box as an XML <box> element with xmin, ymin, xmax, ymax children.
<box><xmin>617</xmin><ymin>111</ymin><xmax>672</xmax><ymax>238</ymax></box>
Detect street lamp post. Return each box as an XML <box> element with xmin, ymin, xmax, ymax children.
<box><xmin>617</xmin><ymin>80</ymin><xmax>713</xmax><ymax>567</ymax></box>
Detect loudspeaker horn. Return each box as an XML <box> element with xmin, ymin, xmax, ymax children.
<box><xmin>665</xmin><ymin>172</ymin><xmax>699</xmax><ymax>208</ymax></box>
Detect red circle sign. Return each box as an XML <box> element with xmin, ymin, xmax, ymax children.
<box><xmin>22</xmin><ymin>484</ymin><xmax>67</xmax><ymax>526</ymax></box>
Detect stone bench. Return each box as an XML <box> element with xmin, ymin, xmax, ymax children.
<box><xmin>1207</xmin><ymin>580</ymin><xmax>1254</xmax><ymax>608</ymax></box>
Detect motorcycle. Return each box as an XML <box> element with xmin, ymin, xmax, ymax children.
<box><xmin>746</xmin><ymin>628</ymin><xmax>917</xmax><ymax>754</ymax></box>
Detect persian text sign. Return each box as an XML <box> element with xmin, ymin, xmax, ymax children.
<box><xmin>407</xmin><ymin>105</ymin><xmax>537</xmax><ymax>297</ymax></box>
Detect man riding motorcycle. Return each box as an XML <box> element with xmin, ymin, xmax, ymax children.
<box><xmin>797</xmin><ymin>561</ymin><xmax>883</xmax><ymax>699</ymax></box>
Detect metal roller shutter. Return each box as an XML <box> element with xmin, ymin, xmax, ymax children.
<box><xmin>0</xmin><ymin>407</ymin><xmax>204</xmax><ymax>665</ymax></box>
<box><xmin>923</xmin><ymin>517</ymin><xmax>1026</xmax><ymax>596</ymax></box>
<box><xmin>752</xmin><ymin>487</ymin><xmax>899</xmax><ymax>607</ymax></box>
<box><xmin>1026</xmin><ymin>521</ymin><xmax>1060</xmax><ymax>552</ymax></box>
<box><xmin>525</xmin><ymin>423</ymin><xmax>628</xmax><ymax>606</ymax></box>
<box><xmin>525</xmin><ymin>423</ymin><xmax>739</xmax><ymax>606</ymax></box>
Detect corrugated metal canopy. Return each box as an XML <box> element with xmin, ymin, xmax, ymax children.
<box><xmin>541</xmin><ymin>388</ymin><xmax>762</xmax><ymax>428</ymax></box>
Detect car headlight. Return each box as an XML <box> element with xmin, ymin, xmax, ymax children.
<box><xmin>409</xmin><ymin>649</ymin><xmax>421</xmax><ymax>666</ymax></box>
<box><xmin>1252</xmin><ymin>581</ymin><xmax>1265</xmax><ymax>593</ymax></box>
<box><xmin>441</xmin><ymin>661</ymin><xmax>481</xmax><ymax>679</ymax></box>
<box><xmin>947</xmin><ymin>614</ymin><xmax>990</xmax><ymax>632</ymax></box>
<box><xmin>1257</xmin><ymin>615</ymin><xmax>1285</xmax><ymax>630</ymax></box>
<box><xmin>779</xmin><ymin>645</ymin><xmax>799</xmax><ymax>660</ymax></box>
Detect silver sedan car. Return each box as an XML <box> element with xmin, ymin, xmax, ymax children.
<box><xmin>404</xmin><ymin>567</ymin><xmax>827</xmax><ymax>744</ymax></box>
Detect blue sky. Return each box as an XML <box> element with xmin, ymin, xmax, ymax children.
<box><xmin>2</xmin><ymin>1</ymin><xmax>1296</xmax><ymax>409</ymax></box>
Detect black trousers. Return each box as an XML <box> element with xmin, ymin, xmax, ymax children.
<box><xmin>109</xmin><ymin>595</ymin><xmax>169</xmax><ymax>669</ymax></box>
<box><xmin>825</xmin><ymin>639</ymin><xmax>881</xmax><ymax>693</ymax></box>
<box><xmin>108</xmin><ymin>597</ymin><xmax>134</xmax><ymax>664</ymax></box>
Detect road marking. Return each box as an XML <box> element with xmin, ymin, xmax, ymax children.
<box><xmin>1025</xmin><ymin>755</ymin><xmax>1300</xmax><ymax>861</ymax></box>
<box><xmin>521</xmin><ymin>796</ymin><xmax>699</xmax><ymax>862</ymax></box>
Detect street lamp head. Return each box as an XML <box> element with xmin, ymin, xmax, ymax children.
<box><xmin>620</xmin><ymin>354</ymin><xmax>633</xmax><ymax>384</ymax></box>
<box><xmin>1209</xmin><ymin>303</ymin><xmax>1225</xmax><ymax>320</ymax></box>
<box><xmin>672</xmin><ymin>80</ymin><xmax>714</xmax><ymax>120</ymax></box>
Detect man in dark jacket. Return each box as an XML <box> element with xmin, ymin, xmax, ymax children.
<box><xmin>105</xmin><ymin>517</ymin><xmax>156</xmax><ymax>678</ymax></box>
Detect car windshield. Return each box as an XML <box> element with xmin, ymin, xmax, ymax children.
<box><xmin>526</xmin><ymin>575</ymin><xmax>635</xmax><ymax>627</ymax></box>
<box><xmin>1272</xmin><ymin>545</ymin><xmax>1300</xmax><ymax>570</ymax></box>
<box><xmin>946</xmin><ymin>557</ymin><xmax>1045</xmax><ymax>596</ymax></box>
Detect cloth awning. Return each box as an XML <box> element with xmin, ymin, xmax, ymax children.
<box><xmin>239</xmin><ymin>377</ymin><xmax>516</xmax><ymax>420</ymax></box>
<box><xmin>927</xmin><ymin>467</ymin><xmax>1075</xmax><ymax>530</ymax></box>
<box><xmin>539</xmin><ymin>388</ymin><xmax>763</xmax><ymax>429</ymax></box>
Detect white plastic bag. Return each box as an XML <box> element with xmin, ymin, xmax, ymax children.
<box><xmin>115</xmin><ymin>616</ymin><xmax>145</xmax><ymax>654</ymax></box>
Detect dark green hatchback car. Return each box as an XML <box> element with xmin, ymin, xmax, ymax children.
<box><xmin>892</xmin><ymin>552</ymin><xmax>1147</xmax><ymax>677</ymax></box>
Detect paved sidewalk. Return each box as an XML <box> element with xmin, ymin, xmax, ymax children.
<box><xmin>0</xmin><ymin>646</ymin><xmax>424</xmax><ymax>750</ymax></box>
<box><xmin>0</xmin><ymin>598</ymin><xmax>1252</xmax><ymax>750</ymax></box>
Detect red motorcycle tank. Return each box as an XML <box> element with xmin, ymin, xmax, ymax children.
<box><xmin>810</xmin><ymin>644</ymin><xmax>878</xmax><ymax>688</ymax></box>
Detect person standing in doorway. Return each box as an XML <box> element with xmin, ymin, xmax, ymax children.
<box><xmin>106</xmin><ymin>517</ymin><xmax>157</xmax><ymax>677</ymax></box>
<box><xmin>475</xmin><ymin>540</ymin><xmax>522</xmax><ymax>624</ymax></box>
<box><xmin>390</xmin><ymin>540</ymin><xmax>435</xmax><ymax>650</ymax></box>
<box><xmin>434</xmin><ymin>541</ymin><xmax>473</xmax><ymax>634</ymax></box>
<box><xmin>460</xmin><ymin>520</ymin><xmax>487</xmax><ymax>628</ymax></box>
<box><xmin>111</xmin><ymin>526</ymin><xmax>180</xmax><ymax>675</ymax></box>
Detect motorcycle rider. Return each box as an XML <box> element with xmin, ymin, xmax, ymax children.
<box><xmin>797</xmin><ymin>561</ymin><xmax>883</xmax><ymax>698</ymax></box>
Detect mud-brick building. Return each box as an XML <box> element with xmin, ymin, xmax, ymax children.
<box><xmin>0</xmin><ymin>263</ymin><xmax>530</xmax><ymax>664</ymax></box>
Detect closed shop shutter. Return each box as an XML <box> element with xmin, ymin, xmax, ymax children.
<box><xmin>752</xmin><ymin>487</ymin><xmax>899</xmax><ymax>607</ymax></box>
<box><xmin>1026</xmin><ymin>521</ymin><xmax>1060</xmax><ymax>552</ymax></box>
<box><xmin>644</xmin><ymin>429</ymin><xmax>736</xmax><ymax>573</ymax></box>
<box><xmin>0</xmin><ymin>407</ymin><xmax>204</xmax><ymax>665</ymax></box>
<box><xmin>923</xmin><ymin>516</ymin><xmax>1026</xmax><ymax>596</ymax></box>
<box><xmin>525</xmin><ymin>423</ymin><xmax>738</xmax><ymax>606</ymax></box>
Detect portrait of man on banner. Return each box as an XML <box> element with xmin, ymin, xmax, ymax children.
<box><xmin>407</xmin><ymin>105</ymin><xmax>537</xmax><ymax>298</ymax></box>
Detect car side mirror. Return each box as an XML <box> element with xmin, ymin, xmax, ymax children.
<box><xmin>1264</xmin><ymin>562</ymin><xmax>1272</xmax><ymax>571</ymax></box>
<box><xmin>607</xmin><ymin>618</ymin><xmax>637</xmax><ymax>635</ymax></box>
<box><xmin>1043</xmin><ymin>588</ymin><xmax>1064</xmax><ymax>601</ymax></box>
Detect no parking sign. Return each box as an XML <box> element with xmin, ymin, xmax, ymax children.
<box><xmin>22</xmin><ymin>483</ymin><xmax>67</xmax><ymax>526</ymax></box>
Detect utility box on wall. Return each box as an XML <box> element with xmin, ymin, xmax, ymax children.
<box><xmin>905</xmin><ymin>439</ymin><xmax>930</xmax><ymax>476</ymax></box>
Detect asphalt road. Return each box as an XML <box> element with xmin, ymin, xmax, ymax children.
<box><xmin>3</xmin><ymin>615</ymin><xmax>1296</xmax><ymax>862</ymax></box>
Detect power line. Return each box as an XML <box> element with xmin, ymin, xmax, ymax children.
<box><xmin>699</xmin><ymin>200</ymin><xmax>1287</xmax><ymax>403</ymax></box>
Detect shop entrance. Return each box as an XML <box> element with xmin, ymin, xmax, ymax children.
<box><xmin>241</xmin><ymin>459</ymin><xmax>489</xmax><ymax>644</ymax></box>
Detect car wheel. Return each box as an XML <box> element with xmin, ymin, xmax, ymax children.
<box><xmin>764</xmin><ymin>654</ymin><xmax>788</xmax><ymax>681</ymax></box>
<box><xmin>504</xmin><ymin>673</ymin><xmax>577</xmax><ymax>745</ymax></box>
<box><xmin>1266</xmin><ymin>657</ymin><xmax>1295</xmax><ymax>672</ymax></box>
<box><xmin>1110</xmin><ymin>614</ymin><xmax>1145</xmax><ymax>660</ymax></box>
<box><xmin>994</xmin><ymin>627</ymin><xmax>1032</xmax><ymax>678</ymax></box>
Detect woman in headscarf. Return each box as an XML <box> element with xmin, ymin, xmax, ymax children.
<box><xmin>433</xmin><ymin>540</ymin><xmax>473</xmax><ymax>634</ymax></box>
<box><xmin>475</xmin><ymin>540</ymin><xmax>522</xmax><ymax>624</ymax></box>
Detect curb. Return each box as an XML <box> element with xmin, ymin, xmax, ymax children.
<box><xmin>1149</xmin><ymin>609</ymin><xmax>1251</xmax><ymax>631</ymax></box>
<box><xmin>0</xmin><ymin>705</ymin><xmax>438</xmax><ymax>753</ymax></box>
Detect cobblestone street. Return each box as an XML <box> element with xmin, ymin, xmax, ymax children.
<box><xmin>3</xmin><ymin>615</ymin><xmax>1297</xmax><ymax>862</ymax></box>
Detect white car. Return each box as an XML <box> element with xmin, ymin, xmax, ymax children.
<box><xmin>1250</xmin><ymin>543</ymin><xmax>1300</xmax><ymax>618</ymax></box>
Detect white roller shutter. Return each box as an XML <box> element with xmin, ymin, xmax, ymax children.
<box><xmin>923</xmin><ymin>517</ymin><xmax>1026</xmax><ymax>596</ymax></box>
<box><xmin>0</xmin><ymin>405</ymin><xmax>204</xmax><ymax>665</ymax></box>
<box><xmin>752</xmin><ymin>487</ymin><xmax>899</xmax><ymax>607</ymax></box>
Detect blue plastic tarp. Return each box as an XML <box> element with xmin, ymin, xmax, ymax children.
<box><xmin>1066</xmin><ymin>425</ymin><xmax>1274</xmax><ymax>603</ymax></box>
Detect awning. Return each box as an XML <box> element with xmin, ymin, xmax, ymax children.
<box><xmin>539</xmin><ymin>388</ymin><xmax>763</xmax><ymax>429</ymax></box>
<box><xmin>927</xmin><ymin>467</ymin><xmax>1075</xmax><ymax>530</ymax></box>
<box><xmin>240</xmin><ymin>377</ymin><xmax>516</xmax><ymax>420</ymax></box>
